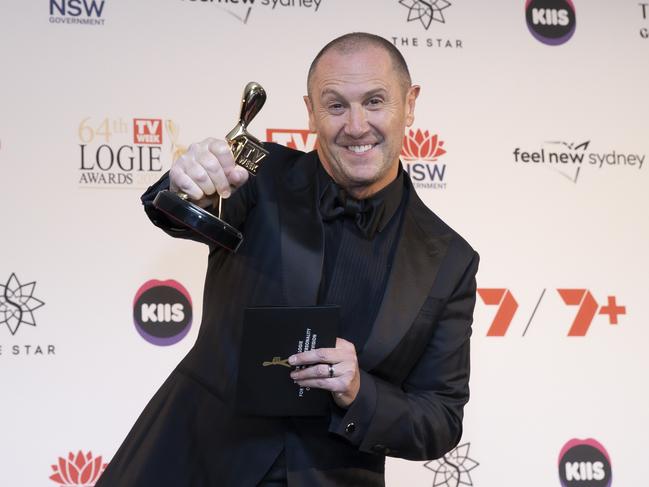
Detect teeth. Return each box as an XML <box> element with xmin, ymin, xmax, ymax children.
<box><xmin>348</xmin><ymin>144</ymin><xmax>373</xmax><ymax>153</ymax></box>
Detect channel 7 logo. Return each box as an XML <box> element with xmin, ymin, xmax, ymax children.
<box><xmin>477</xmin><ymin>288</ymin><xmax>626</xmax><ymax>337</ymax></box>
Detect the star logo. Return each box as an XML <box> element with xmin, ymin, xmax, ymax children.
<box><xmin>399</xmin><ymin>0</ymin><xmax>452</xmax><ymax>30</ymax></box>
<box><xmin>0</xmin><ymin>273</ymin><xmax>45</xmax><ymax>335</ymax></box>
<box><xmin>424</xmin><ymin>442</ymin><xmax>479</xmax><ymax>487</ymax></box>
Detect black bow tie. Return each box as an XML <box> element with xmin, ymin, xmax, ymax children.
<box><xmin>319</xmin><ymin>182</ymin><xmax>384</xmax><ymax>239</ymax></box>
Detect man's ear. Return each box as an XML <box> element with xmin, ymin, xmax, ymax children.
<box><xmin>405</xmin><ymin>85</ymin><xmax>420</xmax><ymax>127</ymax></box>
<box><xmin>304</xmin><ymin>95</ymin><xmax>317</xmax><ymax>132</ymax></box>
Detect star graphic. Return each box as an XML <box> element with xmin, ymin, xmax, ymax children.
<box><xmin>424</xmin><ymin>442</ymin><xmax>479</xmax><ymax>487</ymax></box>
<box><xmin>0</xmin><ymin>273</ymin><xmax>45</xmax><ymax>335</ymax></box>
<box><xmin>399</xmin><ymin>0</ymin><xmax>452</xmax><ymax>30</ymax></box>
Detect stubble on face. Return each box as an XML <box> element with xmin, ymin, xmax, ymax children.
<box><xmin>305</xmin><ymin>47</ymin><xmax>418</xmax><ymax>199</ymax></box>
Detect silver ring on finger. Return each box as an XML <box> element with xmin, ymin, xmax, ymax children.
<box><xmin>328</xmin><ymin>364</ymin><xmax>334</xmax><ymax>378</ymax></box>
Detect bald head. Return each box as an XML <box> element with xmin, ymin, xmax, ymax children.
<box><xmin>307</xmin><ymin>33</ymin><xmax>412</xmax><ymax>97</ymax></box>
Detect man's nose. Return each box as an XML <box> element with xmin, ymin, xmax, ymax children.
<box><xmin>344</xmin><ymin>104</ymin><xmax>370</xmax><ymax>138</ymax></box>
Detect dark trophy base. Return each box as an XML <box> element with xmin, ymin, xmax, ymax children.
<box><xmin>153</xmin><ymin>190</ymin><xmax>243</xmax><ymax>252</ymax></box>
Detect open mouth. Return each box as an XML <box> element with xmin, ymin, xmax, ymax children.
<box><xmin>346</xmin><ymin>144</ymin><xmax>376</xmax><ymax>154</ymax></box>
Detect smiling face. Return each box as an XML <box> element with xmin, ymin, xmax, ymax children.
<box><xmin>304</xmin><ymin>45</ymin><xmax>420</xmax><ymax>199</ymax></box>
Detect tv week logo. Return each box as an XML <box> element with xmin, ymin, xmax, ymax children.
<box><xmin>477</xmin><ymin>288</ymin><xmax>626</xmax><ymax>337</ymax></box>
<box><xmin>266</xmin><ymin>129</ymin><xmax>317</xmax><ymax>152</ymax></box>
<box><xmin>133</xmin><ymin>119</ymin><xmax>162</xmax><ymax>145</ymax></box>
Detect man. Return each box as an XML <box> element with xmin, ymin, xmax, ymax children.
<box><xmin>97</xmin><ymin>33</ymin><xmax>479</xmax><ymax>487</ymax></box>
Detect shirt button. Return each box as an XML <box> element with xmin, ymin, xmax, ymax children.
<box><xmin>345</xmin><ymin>422</ymin><xmax>356</xmax><ymax>434</ymax></box>
<box><xmin>372</xmin><ymin>444</ymin><xmax>386</xmax><ymax>453</ymax></box>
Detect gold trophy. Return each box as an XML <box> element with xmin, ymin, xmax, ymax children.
<box><xmin>153</xmin><ymin>82</ymin><xmax>269</xmax><ymax>252</ymax></box>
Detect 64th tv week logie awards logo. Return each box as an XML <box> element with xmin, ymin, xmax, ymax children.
<box><xmin>77</xmin><ymin>117</ymin><xmax>187</xmax><ymax>189</ymax></box>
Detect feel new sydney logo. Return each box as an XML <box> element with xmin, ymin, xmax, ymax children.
<box><xmin>513</xmin><ymin>140</ymin><xmax>645</xmax><ymax>183</ymax></box>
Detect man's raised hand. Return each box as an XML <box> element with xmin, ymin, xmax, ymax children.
<box><xmin>169</xmin><ymin>137</ymin><xmax>249</xmax><ymax>208</ymax></box>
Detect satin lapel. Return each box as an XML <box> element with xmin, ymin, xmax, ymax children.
<box><xmin>277</xmin><ymin>151</ymin><xmax>324</xmax><ymax>306</ymax></box>
<box><xmin>359</xmin><ymin>190</ymin><xmax>451</xmax><ymax>372</ymax></box>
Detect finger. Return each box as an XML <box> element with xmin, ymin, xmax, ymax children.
<box><xmin>186</xmin><ymin>160</ymin><xmax>217</xmax><ymax>197</ymax></box>
<box><xmin>169</xmin><ymin>168</ymin><xmax>205</xmax><ymax>201</ymax></box>
<box><xmin>294</xmin><ymin>377</ymin><xmax>342</xmax><ymax>392</ymax></box>
<box><xmin>289</xmin><ymin>347</ymin><xmax>342</xmax><ymax>367</ymax></box>
<box><xmin>205</xmin><ymin>139</ymin><xmax>246</xmax><ymax>196</ymax></box>
<box><xmin>290</xmin><ymin>363</ymin><xmax>333</xmax><ymax>381</ymax></box>
<box><xmin>195</xmin><ymin>151</ymin><xmax>229</xmax><ymax>198</ymax></box>
<box><xmin>207</xmin><ymin>139</ymin><xmax>236</xmax><ymax>171</ymax></box>
<box><xmin>226</xmin><ymin>165</ymin><xmax>250</xmax><ymax>190</ymax></box>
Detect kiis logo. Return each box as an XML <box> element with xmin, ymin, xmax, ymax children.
<box><xmin>478</xmin><ymin>288</ymin><xmax>626</xmax><ymax>337</ymax></box>
<box><xmin>49</xmin><ymin>0</ymin><xmax>107</xmax><ymax>26</ymax></box>
<box><xmin>513</xmin><ymin>140</ymin><xmax>645</xmax><ymax>183</ymax></box>
<box><xmin>424</xmin><ymin>442</ymin><xmax>479</xmax><ymax>487</ymax></box>
<box><xmin>401</xmin><ymin>129</ymin><xmax>448</xmax><ymax>190</ymax></box>
<box><xmin>77</xmin><ymin>118</ymin><xmax>185</xmax><ymax>188</ymax></box>
<box><xmin>558</xmin><ymin>439</ymin><xmax>612</xmax><ymax>486</ymax></box>
<box><xmin>266</xmin><ymin>129</ymin><xmax>317</xmax><ymax>152</ymax></box>
<box><xmin>525</xmin><ymin>0</ymin><xmax>576</xmax><ymax>45</ymax></box>
<box><xmin>133</xmin><ymin>279</ymin><xmax>192</xmax><ymax>346</ymax></box>
<box><xmin>49</xmin><ymin>450</ymin><xmax>107</xmax><ymax>486</ymax></box>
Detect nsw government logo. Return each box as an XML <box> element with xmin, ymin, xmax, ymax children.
<box><xmin>77</xmin><ymin>117</ymin><xmax>186</xmax><ymax>188</ymax></box>
<box><xmin>133</xmin><ymin>279</ymin><xmax>192</xmax><ymax>346</ymax></box>
<box><xmin>49</xmin><ymin>0</ymin><xmax>107</xmax><ymax>26</ymax></box>
<box><xmin>401</xmin><ymin>129</ymin><xmax>448</xmax><ymax>190</ymax></box>
<box><xmin>525</xmin><ymin>0</ymin><xmax>576</xmax><ymax>45</ymax></box>
<box><xmin>558</xmin><ymin>438</ymin><xmax>612</xmax><ymax>487</ymax></box>
<box><xmin>49</xmin><ymin>450</ymin><xmax>107</xmax><ymax>486</ymax></box>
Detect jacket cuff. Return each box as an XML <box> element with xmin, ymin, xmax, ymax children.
<box><xmin>328</xmin><ymin>369</ymin><xmax>377</xmax><ymax>451</ymax></box>
<box><xmin>141</xmin><ymin>172</ymin><xmax>214</xmax><ymax>241</ymax></box>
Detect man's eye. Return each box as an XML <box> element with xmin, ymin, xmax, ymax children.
<box><xmin>368</xmin><ymin>98</ymin><xmax>383</xmax><ymax>106</ymax></box>
<box><xmin>328</xmin><ymin>103</ymin><xmax>344</xmax><ymax>112</ymax></box>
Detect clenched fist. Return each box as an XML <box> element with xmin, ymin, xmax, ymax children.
<box><xmin>169</xmin><ymin>137</ymin><xmax>250</xmax><ymax>208</ymax></box>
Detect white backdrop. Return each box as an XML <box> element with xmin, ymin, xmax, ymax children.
<box><xmin>1</xmin><ymin>1</ymin><xmax>647</xmax><ymax>486</ymax></box>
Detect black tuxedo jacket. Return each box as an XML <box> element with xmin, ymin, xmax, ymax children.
<box><xmin>96</xmin><ymin>144</ymin><xmax>479</xmax><ymax>487</ymax></box>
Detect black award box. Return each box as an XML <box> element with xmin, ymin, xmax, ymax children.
<box><xmin>236</xmin><ymin>306</ymin><xmax>340</xmax><ymax>416</ymax></box>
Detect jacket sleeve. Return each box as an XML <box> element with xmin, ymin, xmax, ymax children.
<box><xmin>328</xmin><ymin>250</ymin><xmax>479</xmax><ymax>461</ymax></box>
<box><xmin>140</xmin><ymin>171</ymin><xmax>257</xmax><ymax>246</ymax></box>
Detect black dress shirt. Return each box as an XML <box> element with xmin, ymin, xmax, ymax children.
<box><xmin>316</xmin><ymin>164</ymin><xmax>407</xmax><ymax>352</ymax></box>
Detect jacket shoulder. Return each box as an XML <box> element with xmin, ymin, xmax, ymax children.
<box><xmin>258</xmin><ymin>142</ymin><xmax>306</xmax><ymax>175</ymax></box>
<box><xmin>407</xmin><ymin>186</ymin><xmax>477</xmax><ymax>261</ymax></box>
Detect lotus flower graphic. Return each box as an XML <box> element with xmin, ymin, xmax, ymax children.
<box><xmin>399</xmin><ymin>0</ymin><xmax>452</xmax><ymax>30</ymax></box>
<box><xmin>424</xmin><ymin>442</ymin><xmax>479</xmax><ymax>487</ymax></box>
<box><xmin>401</xmin><ymin>129</ymin><xmax>446</xmax><ymax>161</ymax></box>
<box><xmin>0</xmin><ymin>273</ymin><xmax>45</xmax><ymax>335</ymax></box>
<box><xmin>49</xmin><ymin>451</ymin><xmax>107</xmax><ymax>486</ymax></box>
